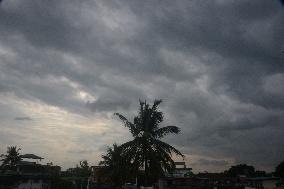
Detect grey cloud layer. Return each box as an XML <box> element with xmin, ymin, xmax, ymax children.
<box><xmin>0</xmin><ymin>0</ymin><xmax>284</xmax><ymax>171</ymax></box>
<box><xmin>14</xmin><ymin>117</ymin><xmax>32</xmax><ymax>121</ymax></box>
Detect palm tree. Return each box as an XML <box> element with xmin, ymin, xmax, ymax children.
<box><xmin>114</xmin><ymin>99</ymin><xmax>184</xmax><ymax>186</ymax></box>
<box><xmin>0</xmin><ymin>146</ymin><xmax>22</xmax><ymax>172</ymax></box>
<box><xmin>99</xmin><ymin>144</ymin><xmax>134</xmax><ymax>186</ymax></box>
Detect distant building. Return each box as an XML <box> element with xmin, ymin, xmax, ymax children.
<box><xmin>90</xmin><ymin>165</ymin><xmax>109</xmax><ymax>183</ymax></box>
<box><xmin>166</xmin><ymin>162</ymin><xmax>193</xmax><ymax>178</ymax></box>
<box><xmin>16</xmin><ymin>161</ymin><xmax>61</xmax><ymax>176</ymax></box>
<box><xmin>158</xmin><ymin>162</ymin><xmax>197</xmax><ymax>189</ymax></box>
<box><xmin>0</xmin><ymin>154</ymin><xmax>61</xmax><ymax>189</ymax></box>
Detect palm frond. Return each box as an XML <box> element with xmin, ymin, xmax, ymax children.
<box><xmin>153</xmin><ymin>139</ymin><xmax>184</xmax><ymax>158</ymax></box>
<box><xmin>114</xmin><ymin>113</ymin><xmax>140</xmax><ymax>136</ymax></box>
<box><xmin>153</xmin><ymin>126</ymin><xmax>180</xmax><ymax>138</ymax></box>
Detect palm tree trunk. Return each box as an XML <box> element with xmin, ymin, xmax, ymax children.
<box><xmin>143</xmin><ymin>147</ymin><xmax>148</xmax><ymax>187</ymax></box>
<box><xmin>144</xmin><ymin>148</ymin><xmax>150</xmax><ymax>187</ymax></box>
<box><xmin>144</xmin><ymin>157</ymin><xmax>147</xmax><ymax>186</ymax></box>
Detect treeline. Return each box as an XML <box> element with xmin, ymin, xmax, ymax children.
<box><xmin>197</xmin><ymin>163</ymin><xmax>284</xmax><ymax>178</ymax></box>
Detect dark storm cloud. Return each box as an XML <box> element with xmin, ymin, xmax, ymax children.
<box><xmin>0</xmin><ymin>0</ymin><xmax>81</xmax><ymax>51</ymax></box>
<box><xmin>14</xmin><ymin>116</ymin><xmax>32</xmax><ymax>121</ymax></box>
<box><xmin>67</xmin><ymin>149</ymin><xmax>93</xmax><ymax>154</ymax></box>
<box><xmin>195</xmin><ymin>159</ymin><xmax>228</xmax><ymax>167</ymax></box>
<box><xmin>0</xmin><ymin>0</ymin><xmax>283</xmax><ymax>171</ymax></box>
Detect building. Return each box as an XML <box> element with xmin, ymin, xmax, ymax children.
<box><xmin>0</xmin><ymin>154</ymin><xmax>61</xmax><ymax>189</ymax></box>
<box><xmin>165</xmin><ymin>162</ymin><xmax>193</xmax><ymax>178</ymax></box>
<box><xmin>90</xmin><ymin>165</ymin><xmax>109</xmax><ymax>183</ymax></box>
<box><xmin>158</xmin><ymin>162</ymin><xmax>198</xmax><ymax>189</ymax></box>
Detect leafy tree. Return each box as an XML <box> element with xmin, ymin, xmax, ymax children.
<box><xmin>99</xmin><ymin>144</ymin><xmax>134</xmax><ymax>186</ymax></box>
<box><xmin>115</xmin><ymin>99</ymin><xmax>184</xmax><ymax>186</ymax></box>
<box><xmin>0</xmin><ymin>146</ymin><xmax>22</xmax><ymax>172</ymax></box>
<box><xmin>225</xmin><ymin>164</ymin><xmax>255</xmax><ymax>177</ymax></box>
<box><xmin>275</xmin><ymin>161</ymin><xmax>284</xmax><ymax>178</ymax></box>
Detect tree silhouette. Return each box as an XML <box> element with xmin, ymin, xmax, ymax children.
<box><xmin>0</xmin><ymin>146</ymin><xmax>22</xmax><ymax>172</ymax></box>
<box><xmin>79</xmin><ymin>160</ymin><xmax>92</xmax><ymax>177</ymax></box>
<box><xmin>99</xmin><ymin>144</ymin><xmax>133</xmax><ymax>186</ymax></box>
<box><xmin>275</xmin><ymin>161</ymin><xmax>284</xmax><ymax>178</ymax></box>
<box><xmin>115</xmin><ymin>99</ymin><xmax>184</xmax><ymax>186</ymax></box>
<box><xmin>225</xmin><ymin>164</ymin><xmax>255</xmax><ymax>177</ymax></box>
<box><xmin>67</xmin><ymin>160</ymin><xmax>91</xmax><ymax>177</ymax></box>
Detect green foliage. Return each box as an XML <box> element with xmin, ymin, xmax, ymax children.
<box><xmin>224</xmin><ymin>164</ymin><xmax>269</xmax><ymax>177</ymax></box>
<box><xmin>99</xmin><ymin>144</ymin><xmax>135</xmax><ymax>186</ymax></box>
<box><xmin>0</xmin><ymin>146</ymin><xmax>22</xmax><ymax>172</ymax></box>
<box><xmin>275</xmin><ymin>161</ymin><xmax>284</xmax><ymax>178</ymax></box>
<box><xmin>225</xmin><ymin>164</ymin><xmax>255</xmax><ymax>177</ymax></box>
<box><xmin>115</xmin><ymin>99</ymin><xmax>184</xmax><ymax>186</ymax></box>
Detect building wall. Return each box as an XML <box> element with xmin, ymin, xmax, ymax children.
<box><xmin>173</xmin><ymin>169</ymin><xmax>191</xmax><ymax>177</ymax></box>
<box><xmin>262</xmin><ymin>180</ymin><xmax>277</xmax><ymax>189</ymax></box>
<box><xmin>16</xmin><ymin>179</ymin><xmax>49</xmax><ymax>189</ymax></box>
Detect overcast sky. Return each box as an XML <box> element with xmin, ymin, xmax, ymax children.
<box><xmin>0</xmin><ymin>0</ymin><xmax>284</xmax><ymax>172</ymax></box>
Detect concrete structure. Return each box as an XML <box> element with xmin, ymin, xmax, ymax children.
<box><xmin>16</xmin><ymin>161</ymin><xmax>60</xmax><ymax>176</ymax></box>
<box><xmin>168</xmin><ymin>162</ymin><xmax>193</xmax><ymax>178</ymax></box>
<box><xmin>0</xmin><ymin>154</ymin><xmax>61</xmax><ymax>189</ymax></box>
<box><xmin>13</xmin><ymin>177</ymin><xmax>50</xmax><ymax>189</ymax></box>
<box><xmin>90</xmin><ymin>165</ymin><xmax>109</xmax><ymax>183</ymax></box>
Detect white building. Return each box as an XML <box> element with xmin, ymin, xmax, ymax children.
<box><xmin>171</xmin><ymin>162</ymin><xmax>193</xmax><ymax>177</ymax></box>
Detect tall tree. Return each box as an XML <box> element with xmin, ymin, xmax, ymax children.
<box><xmin>0</xmin><ymin>146</ymin><xmax>22</xmax><ymax>171</ymax></box>
<box><xmin>115</xmin><ymin>99</ymin><xmax>184</xmax><ymax>186</ymax></box>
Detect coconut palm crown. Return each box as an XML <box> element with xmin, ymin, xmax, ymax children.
<box><xmin>114</xmin><ymin>99</ymin><xmax>184</xmax><ymax>185</ymax></box>
<box><xmin>0</xmin><ymin>146</ymin><xmax>22</xmax><ymax>172</ymax></box>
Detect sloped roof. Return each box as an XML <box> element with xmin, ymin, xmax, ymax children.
<box><xmin>20</xmin><ymin>154</ymin><xmax>44</xmax><ymax>160</ymax></box>
<box><xmin>17</xmin><ymin>160</ymin><xmax>36</xmax><ymax>165</ymax></box>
